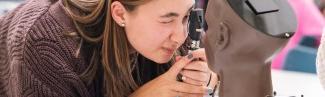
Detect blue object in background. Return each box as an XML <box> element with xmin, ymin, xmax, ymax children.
<box><xmin>283</xmin><ymin>45</ymin><xmax>317</xmax><ymax>73</ymax></box>
<box><xmin>283</xmin><ymin>36</ymin><xmax>318</xmax><ymax>73</ymax></box>
<box><xmin>299</xmin><ymin>35</ymin><xmax>318</xmax><ymax>48</ymax></box>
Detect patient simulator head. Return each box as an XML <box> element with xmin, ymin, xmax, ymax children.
<box><xmin>203</xmin><ymin>0</ymin><xmax>297</xmax><ymax>72</ymax></box>
<box><xmin>203</xmin><ymin>0</ymin><xmax>297</xmax><ymax>96</ymax></box>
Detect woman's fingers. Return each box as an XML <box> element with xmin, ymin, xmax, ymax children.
<box><xmin>175</xmin><ymin>56</ymin><xmax>182</xmax><ymax>61</ymax></box>
<box><xmin>167</xmin><ymin>51</ymin><xmax>208</xmax><ymax>78</ymax></box>
<box><xmin>163</xmin><ymin>48</ymin><xmax>213</xmax><ymax>97</ymax></box>
<box><xmin>167</xmin><ymin>53</ymin><xmax>195</xmax><ymax>77</ymax></box>
<box><xmin>172</xmin><ymin>81</ymin><xmax>211</xmax><ymax>94</ymax></box>
<box><xmin>207</xmin><ymin>72</ymin><xmax>219</xmax><ymax>88</ymax></box>
<box><xmin>189</xmin><ymin>48</ymin><xmax>207</xmax><ymax>61</ymax></box>
<box><xmin>176</xmin><ymin>92</ymin><xmax>205</xmax><ymax>97</ymax></box>
<box><xmin>180</xmin><ymin>70</ymin><xmax>210</xmax><ymax>82</ymax></box>
<box><xmin>180</xmin><ymin>75</ymin><xmax>206</xmax><ymax>86</ymax></box>
<box><xmin>183</xmin><ymin>61</ymin><xmax>209</xmax><ymax>73</ymax></box>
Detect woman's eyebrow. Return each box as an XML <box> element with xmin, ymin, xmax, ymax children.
<box><xmin>160</xmin><ymin>5</ymin><xmax>194</xmax><ymax>18</ymax></box>
<box><xmin>160</xmin><ymin>12</ymin><xmax>179</xmax><ymax>18</ymax></box>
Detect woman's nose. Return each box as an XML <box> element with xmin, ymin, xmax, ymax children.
<box><xmin>170</xmin><ymin>22</ymin><xmax>188</xmax><ymax>43</ymax></box>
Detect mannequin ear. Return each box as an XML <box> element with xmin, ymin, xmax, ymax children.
<box><xmin>111</xmin><ymin>1</ymin><xmax>127</xmax><ymax>27</ymax></box>
<box><xmin>215</xmin><ymin>22</ymin><xmax>229</xmax><ymax>50</ymax></box>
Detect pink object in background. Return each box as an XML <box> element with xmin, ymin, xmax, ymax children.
<box><xmin>272</xmin><ymin>0</ymin><xmax>325</xmax><ymax>69</ymax></box>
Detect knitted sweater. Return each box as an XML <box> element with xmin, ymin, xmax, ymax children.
<box><xmin>1</xmin><ymin>0</ymin><xmax>104</xmax><ymax>96</ymax></box>
<box><xmin>0</xmin><ymin>0</ymin><xmax>172</xmax><ymax>96</ymax></box>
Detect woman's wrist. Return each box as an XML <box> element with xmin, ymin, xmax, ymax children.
<box><xmin>207</xmin><ymin>72</ymin><xmax>219</xmax><ymax>96</ymax></box>
<box><xmin>207</xmin><ymin>71</ymin><xmax>218</xmax><ymax>87</ymax></box>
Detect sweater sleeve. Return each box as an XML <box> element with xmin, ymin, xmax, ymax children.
<box><xmin>1</xmin><ymin>0</ymin><xmax>93</xmax><ymax>96</ymax></box>
<box><xmin>16</xmin><ymin>26</ymin><xmax>90</xmax><ymax>97</ymax></box>
<box><xmin>15</xmin><ymin>11</ymin><xmax>94</xmax><ymax>96</ymax></box>
<box><xmin>19</xmin><ymin>34</ymin><xmax>86</xmax><ymax>97</ymax></box>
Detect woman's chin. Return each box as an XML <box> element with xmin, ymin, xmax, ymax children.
<box><xmin>152</xmin><ymin>57</ymin><xmax>172</xmax><ymax>64</ymax></box>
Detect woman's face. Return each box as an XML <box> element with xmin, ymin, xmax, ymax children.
<box><xmin>124</xmin><ymin>0</ymin><xmax>194</xmax><ymax>63</ymax></box>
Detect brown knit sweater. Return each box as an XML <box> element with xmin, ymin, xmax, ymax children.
<box><xmin>0</xmin><ymin>0</ymin><xmax>174</xmax><ymax>96</ymax></box>
<box><xmin>0</xmin><ymin>0</ymin><xmax>97</xmax><ymax>96</ymax></box>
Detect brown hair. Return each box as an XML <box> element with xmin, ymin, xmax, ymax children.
<box><xmin>62</xmin><ymin>0</ymin><xmax>150</xmax><ymax>97</ymax></box>
<box><xmin>320</xmin><ymin>1</ymin><xmax>325</xmax><ymax>11</ymax></box>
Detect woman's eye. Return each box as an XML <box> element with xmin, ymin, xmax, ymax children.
<box><xmin>182</xmin><ymin>15</ymin><xmax>189</xmax><ymax>24</ymax></box>
<box><xmin>161</xmin><ymin>20</ymin><xmax>173</xmax><ymax>24</ymax></box>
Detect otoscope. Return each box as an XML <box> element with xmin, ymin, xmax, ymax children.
<box><xmin>175</xmin><ymin>5</ymin><xmax>218</xmax><ymax>97</ymax></box>
<box><xmin>188</xmin><ymin>8</ymin><xmax>217</xmax><ymax>97</ymax></box>
<box><xmin>176</xmin><ymin>6</ymin><xmax>205</xmax><ymax>82</ymax></box>
<box><xmin>188</xmin><ymin>8</ymin><xmax>205</xmax><ymax>50</ymax></box>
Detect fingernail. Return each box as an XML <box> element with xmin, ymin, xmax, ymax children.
<box><xmin>187</xmin><ymin>53</ymin><xmax>193</xmax><ymax>59</ymax></box>
<box><xmin>206</xmin><ymin>87</ymin><xmax>213</xmax><ymax>94</ymax></box>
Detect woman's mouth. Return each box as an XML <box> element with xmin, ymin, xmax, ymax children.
<box><xmin>162</xmin><ymin>47</ymin><xmax>176</xmax><ymax>56</ymax></box>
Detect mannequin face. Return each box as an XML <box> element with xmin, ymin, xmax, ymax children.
<box><xmin>203</xmin><ymin>0</ymin><xmax>224</xmax><ymax>70</ymax></box>
<box><xmin>203</xmin><ymin>0</ymin><xmax>289</xmax><ymax>72</ymax></box>
<box><xmin>203</xmin><ymin>0</ymin><xmax>295</xmax><ymax>96</ymax></box>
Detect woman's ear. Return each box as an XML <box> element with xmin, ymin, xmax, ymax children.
<box><xmin>111</xmin><ymin>1</ymin><xmax>127</xmax><ymax>27</ymax></box>
<box><xmin>215</xmin><ymin>22</ymin><xmax>229</xmax><ymax>50</ymax></box>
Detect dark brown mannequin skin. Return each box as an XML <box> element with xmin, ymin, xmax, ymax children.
<box><xmin>203</xmin><ymin>0</ymin><xmax>289</xmax><ymax>96</ymax></box>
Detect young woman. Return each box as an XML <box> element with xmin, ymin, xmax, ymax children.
<box><xmin>0</xmin><ymin>0</ymin><xmax>218</xmax><ymax>97</ymax></box>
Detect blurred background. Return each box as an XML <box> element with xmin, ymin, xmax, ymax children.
<box><xmin>0</xmin><ymin>0</ymin><xmax>22</xmax><ymax>17</ymax></box>
<box><xmin>1</xmin><ymin>0</ymin><xmax>325</xmax><ymax>96</ymax></box>
<box><xmin>270</xmin><ymin>0</ymin><xmax>325</xmax><ymax>96</ymax></box>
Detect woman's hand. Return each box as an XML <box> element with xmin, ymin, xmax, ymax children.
<box><xmin>129</xmin><ymin>53</ymin><xmax>211</xmax><ymax>97</ymax></box>
<box><xmin>177</xmin><ymin>48</ymin><xmax>219</xmax><ymax>96</ymax></box>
